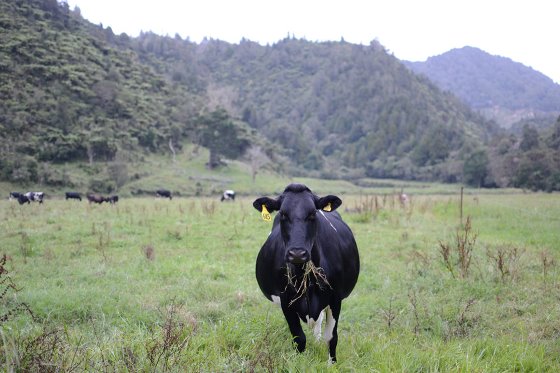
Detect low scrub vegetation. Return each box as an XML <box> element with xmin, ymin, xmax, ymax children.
<box><xmin>0</xmin><ymin>191</ymin><xmax>559</xmax><ymax>370</ymax></box>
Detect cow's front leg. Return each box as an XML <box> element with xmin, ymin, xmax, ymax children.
<box><xmin>281</xmin><ymin>302</ymin><xmax>306</xmax><ymax>352</ymax></box>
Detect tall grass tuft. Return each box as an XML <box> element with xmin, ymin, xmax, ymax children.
<box><xmin>145</xmin><ymin>302</ymin><xmax>193</xmax><ymax>371</ymax></box>
<box><xmin>201</xmin><ymin>200</ymin><xmax>216</xmax><ymax>216</ymax></box>
<box><xmin>19</xmin><ymin>232</ymin><xmax>33</xmax><ymax>261</ymax></box>
<box><xmin>486</xmin><ymin>245</ymin><xmax>524</xmax><ymax>282</ymax></box>
<box><xmin>439</xmin><ymin>216</ymin><xmax>477</xmax><ymax>279</ymax></box>
<box><xmin>539</xmin><ymin>249</ymin><xmax>555</xmax><ymax>286</ymax></box>
<box><xmin>142</xmin><ymin>244</ymin><xmax>155</xmax><ymax>261</ymax></box>
<box><xmin>1</xmin><ymin>254</ymin><xmax>34</xmax><ymax>324</ymax></box>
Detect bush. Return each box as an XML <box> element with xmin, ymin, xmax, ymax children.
<box><xmin>88</xmin><ymin>177</ymin><xmax>116</xmax><ymax>194</ymax></box>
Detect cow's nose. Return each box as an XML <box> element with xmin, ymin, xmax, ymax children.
<box><xmin>287</xmin><ymin>248</ymin><xmax>309</xmax><ymax>264</ymax></box>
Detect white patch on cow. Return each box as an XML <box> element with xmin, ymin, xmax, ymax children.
<box><xmin>323</xmin><ymin>306</ymin><xmax>336</xmax><ymax>343</ymax></box>
<box><xmin>271</xmin><ymin>295</ymin><xmax>281</xmax><ymax>306</ymax></box>
<box><xmin>306</xmin><ymin>310</ymin><xmax>325</xmax><ymax>340</ymax></box>
<box><xmin>319</xmin><ymin>211</ymin><xmax>337</xmax><ymax>232</ymax></box>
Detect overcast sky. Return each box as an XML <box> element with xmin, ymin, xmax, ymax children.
<box><xmin>65</xmin><ymin>0</ymin><xmax>560</xmax><ymax>84</ymax></box>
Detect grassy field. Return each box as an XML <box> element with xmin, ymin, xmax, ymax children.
<box><xmin>1</xmin><ymin>188</ymin><xmax>559</xmax><ymax>371</ymax></box>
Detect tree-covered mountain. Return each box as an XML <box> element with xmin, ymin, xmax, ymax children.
<box><xmin>10</xmin><ymin>0</ymin><xmax>559</xmax><ymax>191</ymax></box>
<box><xmin>131</xmin><ymin>34</ymin><xmax>498</xmax><ymax>181</ymax></box>
<box><xmin>0</xmin><ymin>0</ymin><xmax>209</xmax><ymax>185</ymax></box>
<box><xmin>404</xmin><ymin>46</ymin><xmax>560</xmax><ymax>129</ymax></box>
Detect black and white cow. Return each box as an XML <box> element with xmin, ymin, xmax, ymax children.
<box><xmin>221</xmin><ymin>190</ymin><xmax>236</xmax><ymax>201</ymax></box>
<box><xmin>25</xmin><ymin>192</ymin><xmax>44</xmax><ymax>204</ymax></box>
<box><xmin>156</xmin><ymin>189</ymin><xmax>172</xmax><ymax>200</ymax></box>
<box><xmin>65</xmin><ymin>192</ymin><xmax>82</xmax><ymax>201</ymax></box>
<box><xmin>253</xmin><ymin>184</ymin><xmax>360</xmax><ymax>363</ymax></box>
<box><xmin>17</xmin><ymin>192</ymin><xmax>44</xmax><ymax>205</ymax></box>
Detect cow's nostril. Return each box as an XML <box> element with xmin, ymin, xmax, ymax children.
<box><xmin>287</xmin><ymin>249</ymin><xmax>309</xmax><ymax>264</ymax></box>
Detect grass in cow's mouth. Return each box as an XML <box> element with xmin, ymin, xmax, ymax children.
<box><xmin>286</xmin><ymin>262</ymin><xmax>331</xmax><ymax>306</ymax></box>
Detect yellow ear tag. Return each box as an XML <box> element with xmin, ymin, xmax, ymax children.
<box><xmin>261</xmin><ymin>205</ymin><xmax>272</xmax><ymax>222</ymax></box>
<box><xmin>323</xmin><ymin>202</ymin><xmax>332</xmax><ymax>212</ymax></box>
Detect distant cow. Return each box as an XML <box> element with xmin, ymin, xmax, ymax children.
<box><xmin>253</xmin><ymin>184</ymin><xmax>360</xmax><ymax>363</ymax></box>
<box><xmin>87</xmin><ymin>194</ymin><xmax>106</xmax><ymax>204</ymax></box>
<box><xmin>25</xmin><ymin>192</ymin><xmax>44</xmax><ymax>204</ymax></box>
<box><xmin>156</xmin><ymin>189</ymin><xmax>172</xmax><ymax>199</ymax></box>
<box><xmin>65</xmin><ymin>192</ymin><xmax>82</xmax><ymax>201</ymax></box>
<box><xmin>221</xmin><ymin>190</ymin><xmax>236</xmax><ymax>201</ymax></box>
<box><xmin>9</xmin><ymin>192</ymin><xmax>22</xmax><ymax>200</ymax></box>
<box><xmin>17</xmin><ymin>194</ymin><xmax>30</xmax><ymax>205</ymax></box>
<box><xmin>105</xmin><ymin>195</ymin><xmax>119</xmax><ymax>204</ymax></box>
<box><xmin>399</xmin><ymin>193</ymin><xmax>409</xmax><ymax>206</ymax></box>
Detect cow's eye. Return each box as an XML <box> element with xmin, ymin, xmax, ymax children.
<box><xmin>280</xmin><ymin>211</ymin><xmax>288</xmax><ymax>221</ymax></box>
<box><xmin>307</xmin><ymin>212</ymin><xmax>316</xmax><ymax>221</ymax></box>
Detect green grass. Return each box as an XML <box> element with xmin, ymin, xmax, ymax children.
<box><xmin>1</xmin><ymin>190</ymin><xmax>559</xmax><ymax>371</ymax></box>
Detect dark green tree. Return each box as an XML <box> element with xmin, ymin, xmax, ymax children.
<box><xmin>546</xmin><ymin>115</ymin><xmax>560</xmax><ymax>150</ymax></box>
<box><xmin>519</xmin><ymin>124</ymin><xmax>540</xmax><ymax>151</ymax></box>
<box><xmin>514</xmin><ymin>149</ymin><xmax>554</xmax><ymax>191</ymax></box>
<box><xmin>194</xmin><ymin>108</ymin><xmax>252</xmax><ymax>169</ymax></box>
<box><xmin>463</xmin><ymin>149</ymin><xmax>489</xmax><ymax>187</ymax></box>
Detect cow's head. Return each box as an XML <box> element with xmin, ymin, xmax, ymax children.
<box><xmin>253</xmin><ymin>184</ymin><xmax>341</xmax><ymax>265</ymax></box>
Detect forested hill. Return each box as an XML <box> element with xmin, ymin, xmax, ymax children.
<box><xmin>129</xmin><ymin>35</ymin><xmax>497</xmax><ymax>181</ymax></box>
<box><xmin>0</xmin><ymin>0</ymin><xmax>204</xmax><ymax>179</ymax></box>
<box><xmin>1</xmin><ymin>0</ymin><xmax>498</xmax><ymax>187</ymax></box>
<box><xmin>404</xmin><ymin>47</ymin><xmax>560</xmax><ymax>128</ymax></box>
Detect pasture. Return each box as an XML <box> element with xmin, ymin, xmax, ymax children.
<box><xmin>1</xmin><ymin>191</ymin><xmax>559</xmax><ymax>371</ymax></box>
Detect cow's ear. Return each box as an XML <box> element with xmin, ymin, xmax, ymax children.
<box><xmin>316</xmin><ymin>195</ymin><xmax>342</xmax><ymax>211</ymax></box>
<box><xmin>253</xmin><ymin>197</ymin><xmax>281</xmax><ymax>213</ymax></box>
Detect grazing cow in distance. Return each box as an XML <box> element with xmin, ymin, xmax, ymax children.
<box><xmin>65</xmin><ymin>192</ymin><xmax>82</xmax><ymax>201</ymax></box>
<box><xmin>221</xmin><ymin>190</ymin><xmax>236</xmax><ymax>201</ymax></box>
<box><xmin>25</xmin><ymin>192</ymin><xmax>44</xmax><ymax>204</ymax></box>
<box><xmin>105</xmin><ymin>195</ymin><xmax>119</xmax><ymax>204</ymax></box>
<box><xmin>156</xmin><ymin>189</ymin><xmax>172</xmax><ymax>200</ymax></box>
<box><xmin>9</xmin><ymin>192</ymin><xmax>22</xmax><ymax>200</ymax></box>
<box><xmin>87</xmin><ymin>194</ymin><xmax>106</xmax><ymax>204</ymax></box>
<box><xmin>17</xmin><ymin>192</ymin><xmax>44</xmax><ymax>205</ymax></box>
<box><xmin>399</xmin><ymin>193</ymin><xmax>409</xmax><ymax>206</ymax></box>
<box><xmin>253</xmin><ymin>184</ymin><xmax>360</xmax><ymax>363</ymax></box>
<box><xmin>17</xmin><ymin>194</ymin><xmax>30</xmax><ymax>205</ymax></box>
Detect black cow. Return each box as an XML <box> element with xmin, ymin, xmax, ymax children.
<box><xmin>65</xmin><ymin>192</ymin><xmax>82</xmax><ymax>201</ymax></box>
<box><xmin>221</xmin><ymin>190</ymin><xmax>236</xmax><ymax>201</ymax></box>
<box><xmin>9</xmin><ymin>192</ymin><xmax>22</xmax><ymax>200</ymax></box>
<box><xmin>253</xmin><ymin>184</ymin><xmax>360</xmax><ymax>363</ymax></box>
<box><xmin>87</xmin><ymin>194</ymin><xmax>106</xmax><ymax>204</ymax></box>
<box><xmin>156</xmin><ymin>189</ymin><xmax>172</xmax><ymax>200</ymax></box>
<box><xmin>17</xmin><ymin>194</ymin><xmax>30</xmax><ymax>205</ymax></box>
<box><xmin>105</xmin><ymin>195</ymin><xmax>119</xmax><ymax>204</ymax></box>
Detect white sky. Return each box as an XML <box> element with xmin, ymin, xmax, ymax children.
<box><xmin>65</xmin><ymin>0</ymin><xmax>560</xmax><ymax>84</ymax></box>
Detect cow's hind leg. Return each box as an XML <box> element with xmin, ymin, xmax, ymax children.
<box><xmin>281</xmin><ymin>303</ymin><xmax>306</xmax><ymax>353</ymax></box>
<box><xmin>310</xmin><ymin>310</ymin><xmax>324</xmax><ymax>341</ymax></box>
<box><xmin>324</xmin><ymin>300</ymin><xmax>341</xmax><ymax>363</ymax></box>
